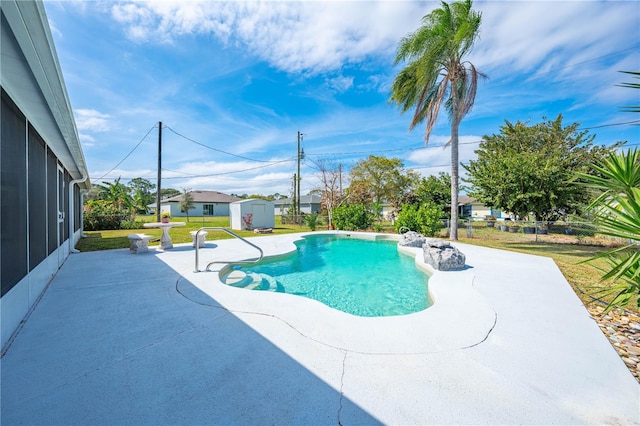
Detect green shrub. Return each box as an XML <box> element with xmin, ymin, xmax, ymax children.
<box><xmin>333</xmin><ymin>203</ymin><xmax>373</xmax><ymax>231</ymax></box>
<box><xmin>121</xmin><ymin>220</ymin><xmax>146</xmax><ymax>230</ymax></box>
<box><xmin>84</xmin><ymin>213</ymin><xmax>133</xmax><ymax>231</ymax></box>
<box><xmin>83</xmin><ymin>199</ymin><xmax>135</xmax><ymax>230</ymax></box>
<box><xmin>305</xmin><ymin>212</ymin><xmax>319</xmax><ymax>231</ymax></box>
<box><xmin>395</xmin><ymin>202</ymin><xmax>442</xmax><ymax>236</ymax></box>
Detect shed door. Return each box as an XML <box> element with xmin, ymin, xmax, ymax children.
<box><xmin>252</xmin><ymin>204</ymin><xmax>266</xmax><ymax>227</ymax></box>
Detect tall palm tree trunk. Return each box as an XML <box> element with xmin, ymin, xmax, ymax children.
<box><xmin>449</xmin><ymin>75</ymin><xmax>460</xmax><ymax>241</ymax></box>
<box><xmin>450</xmin><ymin>119</ymin><xmax>460</xmax><ymax>240</ymax></box>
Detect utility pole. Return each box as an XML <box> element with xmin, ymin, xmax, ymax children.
<box><xmin>339</xmin><ymin>163</ymin><xmax>342</xmax><ymax>196</ymax></box>
<box><xmin>156</xmin><ymin>121</ymin><xmax>162</xmax><ymax>222</ymax></box>
<box><xmin>297</xmin><ymin>131</ymin><xmax>304</xmax><ymax>224</ymax></box>
<box><xmin>291</xmin><ymin>173</ymin><xmax>297</xmax><ymax>221</ymax></box>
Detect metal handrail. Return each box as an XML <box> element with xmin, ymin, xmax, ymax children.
<box><xmin>398</xmin><ymin>226</ymin><xmax>411</xmax><ymax>234</ymax></box>
<box><xmin>193</xmin><ymin>227</ymin><xmax>264</xmax><ymax>272</ymax></box>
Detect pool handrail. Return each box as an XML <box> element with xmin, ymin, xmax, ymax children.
<box><xmin>398</xmin><ymin>226</ymin><xmax>412</xmax><ymax>234</ymax></box>
<box><xmin>193</xmin><ymin>227</ymin><xmax>264</xmax><ymax>272</ymax></box>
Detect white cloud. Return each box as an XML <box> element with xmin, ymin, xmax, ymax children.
<box><xmin>471</xmin><ymin>2</ymin><xmax>638</xmax><ymax>77</ymax></box>
<box><xmin>109</xmin><ymin>1</ymin><xmax>429</xmax><ymax>75</ymax></box>
<box><xmin>325</xmin><ymin>75</ymin><xmax>354</xmax><ymax>93</ymax></box>
<box><xmin>74</xmin><ymin>109</ymin><xmax>111</xmax><ymax>132</ymax></box>
<box><xmin>407</xmin><ymin>134</ymin><xmax>482</xmax><ymax>178</ymax></box>
<box><xmin>108</xmin><ymin>1</ymin><xmax>638</xmax><ymax>81</ymax></box>
<box><xmin>78</xmin><ymin>133</ymin><xmax>95</xmax><ymax>147</ymax></box>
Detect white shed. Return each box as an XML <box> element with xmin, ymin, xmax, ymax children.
<box><xmin>230</xmin><ymin>199</ymin><xmax>275</xmax><ymax>231</ymax></box>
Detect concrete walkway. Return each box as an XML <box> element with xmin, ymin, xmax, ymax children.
<box><xmin>1</xmin><ymin>232</ymin><xmax>638</xmax><ymax>425</ymax></box>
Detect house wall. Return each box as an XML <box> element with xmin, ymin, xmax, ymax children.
<box><xmin>274</xmin><ymin>203</ymin><xmax>320</xmax><ymax>215</ymax></box>
<box><xmin>1</xmin><ymin>88</ymin><xmax>84</xmax><ymax>349</ymax></box>
<box><xmin>463</xmin><ymin>203</ymin><xmax>505</xmax><ymax>220</ymax></box>
<box><xmin>470</xmin><ymin>204</ymin><xmax>492</xmax><ymax>219</ymax></box>
<box><xmin>1</xmin><ymin>1</ymin><xmax>89</xmax><ymax>351</ymax></box>
<box><xmin>382</xmin><ymin>205</ymin><xmax>396</xmax><ymax>220</ymax></box>
<box><xmin>163</xmin><ymin>202</ymin><xmax>231</xmax><ymax>217</ymax></box>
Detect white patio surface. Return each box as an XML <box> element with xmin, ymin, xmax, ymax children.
<box><xmin>1</xmin><ymin>231</ymin><xmax>638</xmax><ymax>425</ymax></box>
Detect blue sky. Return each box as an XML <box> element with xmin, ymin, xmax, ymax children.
<box><xmin>45</xmin><ymin>0</ymin><xmax>640</xmax><ymax>196</ymax></box>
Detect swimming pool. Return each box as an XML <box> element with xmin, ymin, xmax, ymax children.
<box><xmin>224</xmin><ymin>235</ymin><xmax>431</xmax><ymax>317</ymax></box>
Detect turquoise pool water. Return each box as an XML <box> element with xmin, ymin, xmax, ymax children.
<box><xmin>234</xmin><ymin>235</ymin><xmax>431</xmax><ymax>317</ymax></box>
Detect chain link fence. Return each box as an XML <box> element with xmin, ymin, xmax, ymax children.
<box><xmin>437</xmin><ymin>219</ymin><xmax>631</xmax><ymax>246</ymax></box>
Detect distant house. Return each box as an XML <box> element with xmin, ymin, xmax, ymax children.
<box><xmin>381</xmin><ymin>203</ymin><xmax>396</xmax><ymax>221</ymax></box>
<box><xmin>160</xmin><ymin>190</ymin><xmax>242</xmax><ymax>217</ymax></box>
<box><xmin>273</xmin><ymin>195</ymin><xmax>322</xmax><ymax>215</ymax></box>
<box><xmin>458</xmin><ymin>195</ymin><xmax>505</xmax><ymax>219</ymax></box>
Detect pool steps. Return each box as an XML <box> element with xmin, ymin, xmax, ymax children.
<box><xmin>223</xmin><ymin>270</ymin><xmax>279</xmax><ymax>291</ymax></box>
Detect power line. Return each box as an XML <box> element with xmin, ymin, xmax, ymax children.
<box><xmin>161</xmin><ymin>167</ymin><xmax>293</xmax><ymax>182</ymax></box>
<box><xmin>529</xmin><ymin>44</ymin><xmax>640</xmax><ymax>80</ymax></box>
<box><xmin>96</xmin><ymin>124</ymin><xmax>157</xmax><ymax>180</ymax></box>
<box><xmin>161</xmin><ymin>158</ymin><xmax>294</xmax><ymax>179</ymax></box>
<box><xmin>580</xmin><ymin>119</ymin><xmax>640</xmax><ymax>130</ymax></box>
<box><xmin>163</xmin><ymin>125</ymin><xmax>272</xmax><ymax>163</ymax></box>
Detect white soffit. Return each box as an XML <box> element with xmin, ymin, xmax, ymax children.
<box><xmin>1</xmin><ymin>0</ymin><xmax>89</xmax><ymax>187</ymax></box>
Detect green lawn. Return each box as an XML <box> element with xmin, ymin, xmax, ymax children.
<box><xmin>76</xmin><ymin>216</ymin><xmax>637</xmax><ymax>313</ymax></box>
<box><xmin>77</xmin><ymin>216</ymin><xmax>317</xmax><ymax>252</ymax></box>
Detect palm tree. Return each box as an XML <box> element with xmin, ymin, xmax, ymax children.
<box><xmin>180</xmin><ymin>188</ymin><xmax>195</xmax><ymax>222</ymax></box>
<box><xmin>390</xmin><ymin>0</ymin><xmax>483</xmax><ymax>240</ymax></box>
<box><xmin>97</xmin><ymin>177</ymin><xmax>133</xmax><ymax>212</ymax></box>
<box><xmin>579</xmin><ymin>148</ymin><xmax>640</xmax><ymax>312</ymax></box>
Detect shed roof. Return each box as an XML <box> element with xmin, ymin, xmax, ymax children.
<box><xmin>231</xmin><ymin>198</ymin><xmax>274</xmax><ymax>206</ymax></box>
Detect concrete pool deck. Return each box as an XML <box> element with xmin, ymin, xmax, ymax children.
<box><xmin>1</xmin><ymin>231</ymin><xmax>638</xmax><ymax>424</ymax></box>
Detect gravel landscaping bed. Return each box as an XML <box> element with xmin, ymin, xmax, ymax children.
<box><xmin>589</xmin><ymin>305</ymin><xmax>640</xmax><ymax>382</ymax></box>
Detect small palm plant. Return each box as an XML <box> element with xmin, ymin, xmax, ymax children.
<box><xmin>578</xmin><ymin>148</ymin><xmax>640</xmax><ymax>312</ymax></box>
<box><xmin>305</xmin><ymin>212</ymin><xmax>319</xmax><ymax>231</ymax></box>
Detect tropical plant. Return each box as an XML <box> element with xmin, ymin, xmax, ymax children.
<box><xmin>129</xmin><ymin>177</ymin><xmax>156</xmax><ymax>213</ymax></box>
<box><xmin>180</xmin><ymin>188</ymin><xmax>195</xmax><ymax>222</ymax></box>
<box><xmin>464</xmin><ymin>115</ymin><xmax>614</xmax><ymax>221</ymax></box>
<box><xmin>305</xmin><ymin>212</ymin><xmax>319</xmax><ymax>231</ymax></box>
<box><xmin>348</xmin><ymin>155</ymin><xmax>417</xmax><ymax>208</ymax></box>
<box><xmin>395</xmin><ymin>202</ymin><xmax>442</xmax><ymax>237</ymax></box>
<box><xmin>390</xmin><ymin>0</ymin><xmax>483</xmax><ymax>240</ymax></box>
<box><xmin>83</xmin><ymin>199</ymin><xmax>134</xmax><ymax>231</ymax></box>
<box><xmin>618</xmin><ymin>71</ymin><xmax>640</xmax><ymax>113</ymax></box>
<box><xmin>414</xmin><ymin>172</ymin><xmax>451</xmax><ymax>217</ymax></box>
<box><xmin>332</xmin><ymin>203</ymin><xmax>373</xmax><ymax>231</ymax></box>
<box><xmin>578</xmin><ymin>148</ymin><xmax>640</xmax><ymax>312</ymax></box>
<box><xmin>96</xmin><ymin>177</ymin><xmax>134</xmax><ymax>213</ymax></box>
<box><xmin>242</xmin><ymin>213</ymin><xmax>254</xmax><ymax>230</ymax></box>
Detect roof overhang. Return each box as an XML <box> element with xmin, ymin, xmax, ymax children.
<box><xmin>1</xmin><ymin>1</ymin><xmax>89</xmax><ymax>188</ymax></box>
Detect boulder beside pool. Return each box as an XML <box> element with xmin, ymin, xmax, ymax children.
<box><xmin>398</xmin><ymin>231</ymin><xmax>427</xmax><ymax>248</ymax></box>
<box><xmin>423</xmin><ymin>238</ymin><xmax>466</xmax><ymax>271</ymax></box>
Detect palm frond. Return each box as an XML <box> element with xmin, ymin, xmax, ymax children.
<box><xmin>578</xmin><ymin>147</ymin><xmax>640</xmax><ymax>311</ymax></box>
<box><xmin>389</xmin><ymin>0</ymin><xmax>482</xmax><ymax>145</ymax></box>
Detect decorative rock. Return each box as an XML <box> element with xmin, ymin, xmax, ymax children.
<box><xmin>398</xmin><ymin>231</ymin><xmax>427</xmax><ymax>248</ymax></box>
<box><xmin>588</xmin><ymin>304</ymin><xmax>640</xmax><ymax>382</ymax></box>
<box><xmin>422</xmin><ymin>239</ymin><xmax>466</xmax><ymax>271</ymax></box>
<box><xmin>425</xmin><ymin>238</ymin><xmax>451</xmax><ymax>249</ymax></box>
